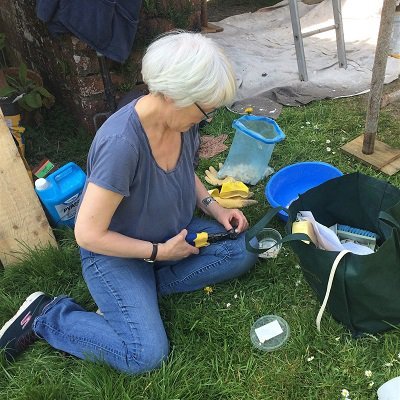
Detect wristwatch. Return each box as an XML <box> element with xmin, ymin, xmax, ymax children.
<box><xmin>202</xmin><ymin>196</ymin><xmax>216</xmax><ymax>207</ymax></box>
<box><xmin>144</xmin><ymin>242</ymin><xmax>158</xmax><ymax>263</ymax></box>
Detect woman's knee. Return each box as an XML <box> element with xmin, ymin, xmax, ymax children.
<box><xmin>227</xmin><ymin>234</ymin><xmax>258</xmax><ymax>276</ymax></box>
<box><xmin>126</xmin><ymin>331</ymin><xmax>170</xmax><ymax>374</ymax></box>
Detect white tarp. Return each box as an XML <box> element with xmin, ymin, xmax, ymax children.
<box><xmin>208</xmin><ymin>0</ymin><xmax>400</xmax><ymax>114</ymax></box>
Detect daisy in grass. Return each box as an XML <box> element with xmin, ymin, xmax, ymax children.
<box><xmin>341</xmin><ymin>388</ymin><xmax>350</xmax><ymax>398</ymax></box>
<box><xmin>203</xmin><ymin>286</ymin><xmax>213</xmax><ymax>295</ymax></box>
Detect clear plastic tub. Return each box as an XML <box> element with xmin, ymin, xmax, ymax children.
<box><xmin>218</xmin><ymin>115</ymin><xmax>285</xmax><ymax>185</ymax></box>
<box><xmin>250</xmin><ymin>315</ymin><xmax>290</xmax><ymax>352</ymax></box>
<box><xmin>256</xmin><ymin>228</ymin><xmax>282</xmax><ymax>258</ymax></box>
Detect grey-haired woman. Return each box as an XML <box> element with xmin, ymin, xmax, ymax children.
<box><xmin>0</xmin><ymin>31</ymin><xmax>257</xmax><ymax>374</ymax></box>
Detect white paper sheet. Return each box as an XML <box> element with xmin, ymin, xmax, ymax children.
<box><xmin>255</xmin><ymin>320</ymin><xmax>284</xmax><ymax>343</ymax></box>
<box><xmin>297</xmin><ymin>211</ymin><xmax>374</xmax><ymax>255</ymax></box>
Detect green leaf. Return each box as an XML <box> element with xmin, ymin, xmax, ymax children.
<box><xmin>18</xmin><ymin>97</ymin><xmax>33</xmax><ymax>112</ymax></box>
<box><xmin>23</xmin><ymin>91</ymin><xmax>42</xmax><ymax>109</ymax></box>
<box><xmin>42</xmin><ymin>94</ymin><xmax>55</xmax><ymax>109</ymax></box>
<box><xmin>32</xmin><ymin>87</ymin><xmax>55</xmax><ymax>109</ymax></box>
<box><xmin>0</xmin><ymin>33</ymin><xmax>5</xmax><ymax>51</ymax></box>
<box><xmin>34</xmin><ymin>86</ymin><xmax>52</xmax><ymax>98</ymax></box>
<box><xmin>5</xmin><ymin>75</ymin><xmax>23</xmax><ymax>91</ymax></box>
<box><xmin>18</xmin><ymin>63</ymin><xmax>27</xmax><ymax>86</ymax></box>
<box><xmin>0</xmin><ymin>85</ymin><xmax>17</xmax><ymax>97</ymax></box>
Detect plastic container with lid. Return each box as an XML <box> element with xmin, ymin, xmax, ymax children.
<box><xmin>250</xmin><ymin>315</ymin><xmax>290</xmax><ymax>352</ymax></box>
<box><xmin>34</xmin><ymin>162</ymin><xmax>86</xmax><ymax>228</ymax></box>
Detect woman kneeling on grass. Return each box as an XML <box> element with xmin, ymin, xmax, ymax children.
<box><xmin>0</xmin><ymin>31</ymin><xmax>258</xmax><ymax>374</ymax></box>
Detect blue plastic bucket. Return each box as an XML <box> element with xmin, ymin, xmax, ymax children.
<box><xmin>218</xmin><ymin>115</ymin><xmax>285</xmax><ymax>185</ymax></box>
<box><xmin>35</xmin><ymin>162</ymin><xmax>86</xmax><ymax>227</ymax></box>
<box><xmin>265</xmin><ymin>161</ymin><xmax>343</xmax><ymax>221</ymax></box>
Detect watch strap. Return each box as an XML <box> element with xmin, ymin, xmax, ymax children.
<box><xmin>144</xmin><ymin>242</ymin><xmax>158</xmax><ymax>263</ymax></box>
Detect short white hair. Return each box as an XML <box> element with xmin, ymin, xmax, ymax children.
<box><xmin>141</xmin><ymin>31</ymin><xmax>237</xmax><ymax>108</ymax></box>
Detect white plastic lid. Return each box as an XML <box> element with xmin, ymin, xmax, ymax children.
<box><xmin>378</xmin><ymin>376</ymin><xmax>400</xmax><ymax>399</ymax></box>
<box><xmin>35</xmin><ymin>178</ymin><xmax>49</xmax><ymax>191</ymax></box>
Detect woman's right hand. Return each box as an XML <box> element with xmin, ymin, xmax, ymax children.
<box><xmin>157</xmin><ymin>229</ymin><xmax>199</xmax><ymax>261</ymax></box>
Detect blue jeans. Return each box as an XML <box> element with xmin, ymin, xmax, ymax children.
<box><xmin>33</xmin><ymin>217</ymin><xmax>257</xmax><ymax>374</ymax></box>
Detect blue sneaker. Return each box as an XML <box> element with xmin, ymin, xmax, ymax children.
<box><xmin>0</xmin><ymin>292</ymin><xmax>52</xmax><ymax>361</ymax></box>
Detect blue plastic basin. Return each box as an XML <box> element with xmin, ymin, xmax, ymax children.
<box><xmin>265</xmin><ymin>162</ymin><xmax>343</xmax><ymax>221</ymax></box>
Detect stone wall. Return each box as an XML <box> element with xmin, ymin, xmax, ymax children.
<box><xmin>0</xmin><ymin>0</ymin><xmax>201</xmax><ymax>133</ymax></box>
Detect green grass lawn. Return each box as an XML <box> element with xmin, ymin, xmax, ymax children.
<box><xmin>1</xmin><ymin>94</ymin><xmax>400</xmax><ymax>399</ymax></box>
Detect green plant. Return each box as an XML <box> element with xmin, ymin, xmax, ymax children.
<box><xmin>0</xmin><ymin>33</ymin><xmax>6</xmax><ymax>67</ymax></box>
<box><xmin>0</xmin><ymin>63</ymin><xmax>55</xmax><ymax>111</ymax></box>
<box><xmin>0</xmin><ymin>33</ymin><xmax>5</xmax><ymax>50</ymax></box>
<box><xmin>142</xmin><ymin>0</ymin><xmax>158</xmax><ymax>15</ymax></box>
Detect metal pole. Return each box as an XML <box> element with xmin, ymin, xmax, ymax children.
<box><xmin>97</xmin><ymin>52</ymin><xmax>117</xmax><ymax>113</ymax></box>
<box><xmin>302</xmin><ymin>24</ymin><xmax>337</xmax><ymax>38</ymax></box>
<box><xmin>362</xmin><ymin>0</ymin><xmax>396</xmax><ymax>154</ymax></box>
<box><xmin>332</xmin><ymin>0</ymin><xmax>347</xmax><ymax>69</ymax></box>
<box><xmin>288</xmin><ymin>0</ymin><xmax>308</xmax><ymax>81</ymax></box>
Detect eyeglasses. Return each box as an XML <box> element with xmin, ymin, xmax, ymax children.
<box><xmin>195</xmin><ymin>103</ymin><xmax>217</xmax><ymax>121</ymax></box>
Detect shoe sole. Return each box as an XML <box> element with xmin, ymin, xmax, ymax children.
<box><xmin>0</xmin><ymin>292</ymin><xmax>46</xmax><ymax>338</ymax></box>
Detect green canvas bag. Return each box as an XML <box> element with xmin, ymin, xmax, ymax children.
<box><xmin>246</xmin><ymin>173</ymin><xmax>400</xmax><ymax>336</ymax></box>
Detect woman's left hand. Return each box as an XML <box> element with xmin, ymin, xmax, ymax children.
<box><xmin>214</xmin><ymin>207</ymin><xmax>249</xmax><ymax>233</ymax></box>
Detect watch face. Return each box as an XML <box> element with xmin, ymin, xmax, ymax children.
<box><xmin>202</xmin><ymin>197</ymin><xmax>214</xmax><ymax>207</ymax></box>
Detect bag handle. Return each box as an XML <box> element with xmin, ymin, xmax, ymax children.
<box><xmin>245</xmin><ymin>207</ymin><xmax>311</xmax><ymax>254</ymax></box>
<box><xmin>316</xmin><ymin>250</ymin><xmax>350</xmax><ymax>332</ymax></box>
<box><xmin>379</xmin><ymin>210</ymin><xmax>400</xmax><ymax>230</ymax></box>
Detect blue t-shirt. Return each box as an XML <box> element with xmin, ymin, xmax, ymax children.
<box><xmin>83</xmin><ymin>99</ymin><xmax>199</xmax><ymax>243</ymax></box>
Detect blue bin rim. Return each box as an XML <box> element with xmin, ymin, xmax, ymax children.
<box><xmin>232</xmin><ymin>115</ymin><xmax>286</xmax><ymax>145</ymax></box>
<box><xmin>265</xmin><ymin>161</ymin><xmax>343</xmax><ymax>220</ymax></box>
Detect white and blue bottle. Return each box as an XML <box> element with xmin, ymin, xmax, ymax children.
<box><xmin>34</xmin><ymin>162</ymin><xmax>86</xmax><ymax>228</ymax></box>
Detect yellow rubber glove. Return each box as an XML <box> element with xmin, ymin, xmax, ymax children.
<box><xmin>208</xmin><ymin>189</ymin><xmax>257</xmax><ymax>209</ymax></box>
<box><xmin>204</xmin><ymin>164</ymin><xmax>236</xmax><ymax>186</ymax></box>
<box><xmin>219</xmin><ymin>181</ymin><xmax>249</xmax><ymax>199</ymax></box>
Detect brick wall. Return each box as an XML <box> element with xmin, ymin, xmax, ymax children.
<box><xmin>0</xmin><ymin>0</ymin><xmax>201</xmax><ymax>133</ymax></box>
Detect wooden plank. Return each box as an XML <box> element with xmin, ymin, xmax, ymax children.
<box><xmin>341</xmin><ymin>134</ymin><xmax>400</xmax><ymax>170</ymax></box>
<box><xmin>0</xmin><ymin>109</ymin><xmax>56</xmax><ymax>267</ymax></box>
<box><xmin>380</xmin><ymin>156</ymin><xmax>400</xmax><ymax>175</ymax></box>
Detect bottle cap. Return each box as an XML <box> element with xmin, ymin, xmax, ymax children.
<box><xmin>35</xmin><ymin>178</ymin><xmax>49</xmax><ymax>191</ymax></box>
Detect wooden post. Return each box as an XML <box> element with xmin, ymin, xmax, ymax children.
<box><xmin>0</xmin><ymin>110</ymin><xmax>57</xmax><ymax>266</ymax></box>
<box><xmin>201</xmin><ymin>0</ymin><xmax>208</xmax><ymax>28</ymax></box>
<box><xmin>362</xmin><ymin>0</ymin><xmax>397</xmax><ymax>154</ymax></box>
<box><xmin>200</xmin><ymin>0</ymin><xmax>224</xmax><ymax>33</ymax></box>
